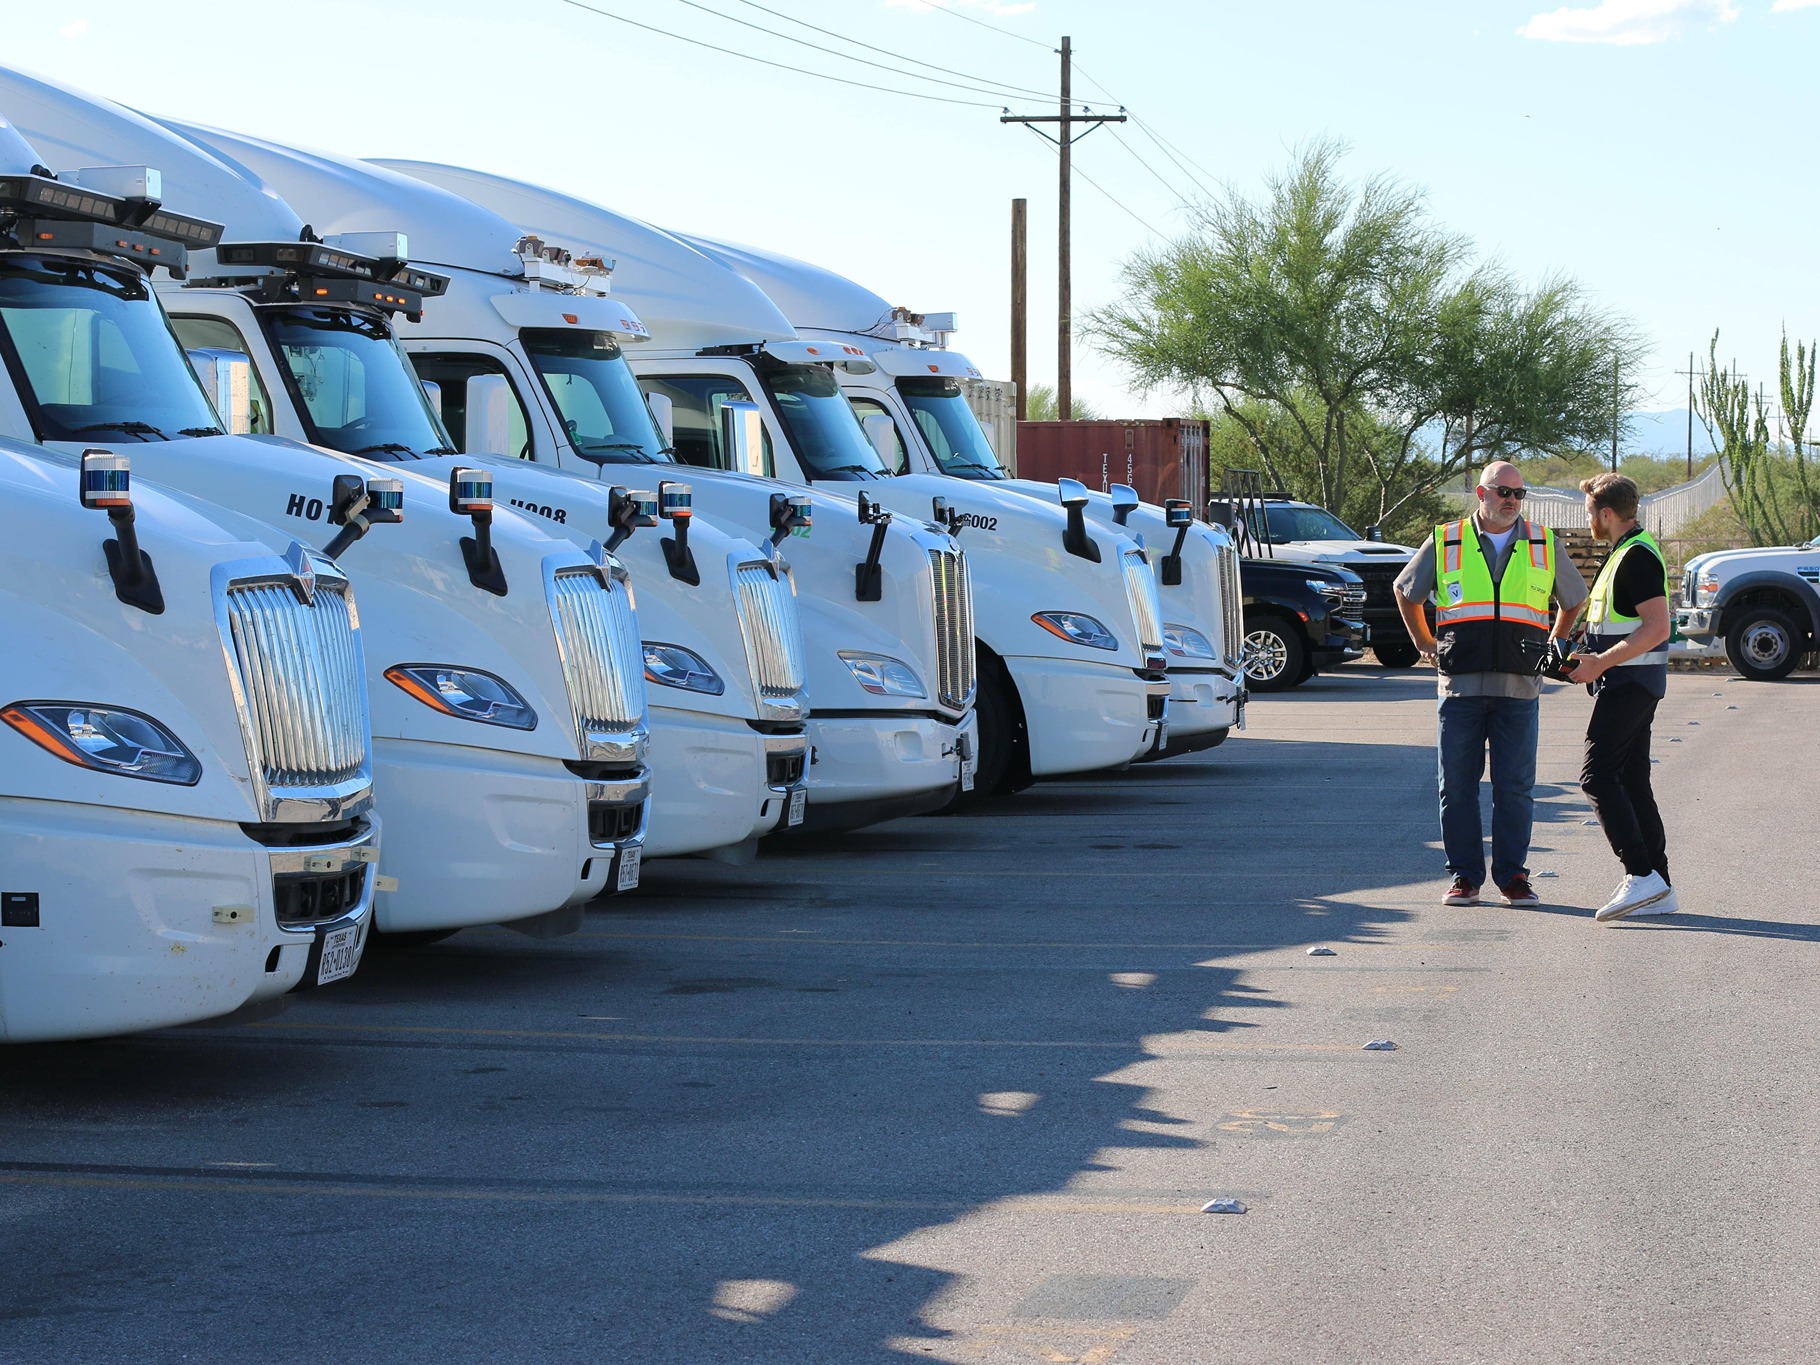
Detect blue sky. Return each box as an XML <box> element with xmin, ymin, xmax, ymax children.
<box><xmin>9</xmin><ymin>0</ymin><xmax>1817</xmax><ymax>446</ymax></box>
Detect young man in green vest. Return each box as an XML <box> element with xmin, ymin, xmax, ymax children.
<box><xmin>1566</xmin><ymin>473</ymin><xmax>1677</xmax><ymax>921</ymax></box>
<box><xmin>1394</xmin><ymin>461</ymin><xmax>1587</xmax><ymax>907</ymax></box>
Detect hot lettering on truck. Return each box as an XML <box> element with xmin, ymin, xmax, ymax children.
<box><xmin>285</xmin><ymin>492</ymin><xmax>327</xmax><ymax>521</ymax></box>
<box><xmin>508</xmin><ymin>498</ymin><xmax>568</xmax><ymax>525</ymax></box>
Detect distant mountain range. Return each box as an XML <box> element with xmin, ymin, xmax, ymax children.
<box><xmin>1626</xmin><ymin>409</ymin><xmax>1711</xmax><ymax>461</ymax></box>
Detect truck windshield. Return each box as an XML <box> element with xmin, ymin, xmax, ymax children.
<box><xmin>897</xmin><ymin>375</ymin><xmax>1005</xmax><ymax>479</ymax></box>
<box><xmin>759</xmin><ymin>360</ymin><xmax>890</xmax><ymax>481</ymax></box>
<box><xmin>522</xmin><ymin>328</ymin><xmax>666</xmax><ymax>463</ymax></box>
<box><xmin>261</xmin><ymin>308</ymin><xmax>454</xmax><ymax>458</ymax></box>
<box><xmin>1255</xmin><ymin>504</ymin><xmax>1362</xmax><ymax>543</ymax></box>
<box><xmin>0</xmin><ymin>256</ymin><xmax>223</xmax><ymax>442</ymax></box>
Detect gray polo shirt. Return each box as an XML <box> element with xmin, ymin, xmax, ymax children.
<box><xmin>1394</xmin><ymin>516</ymin><xmax>1589</xmax><ymax>700</ymax></box>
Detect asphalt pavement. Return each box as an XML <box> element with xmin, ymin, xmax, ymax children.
<box><xmin>1</xmin><ymin>663</ymin><xmax>1814</xmax><ymax>1364</ymax></box>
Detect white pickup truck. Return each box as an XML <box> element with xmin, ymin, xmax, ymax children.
<box><xmin>1675</xmin><ymin>537</ymin><xmax>1820</xmax><ymax>680</ymax></box>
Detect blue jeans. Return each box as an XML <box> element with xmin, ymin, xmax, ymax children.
<box><xmin>1437</xmin><ymin>694</ymin><xmax>1538</xmax><ymax>889</ymax></box>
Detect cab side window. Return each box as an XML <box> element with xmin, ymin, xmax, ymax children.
<box><xmin>167</xmin><ymin>315</ymin><xmax>274</xmax><ymax>434</ymax></box>
<box><xmin>409</xmin><ymin>352</ymin><xmax>533</xmax><ymax>459</ymax></box>
<box><xmin>639</xmin><ymin>374</ymin><xmax>773</xmax><ymax>477</ymax></box>
<box><xmin>847</xmin><ymin>397</ymin><xmax>908</xmax><ymax>475</ymax></box>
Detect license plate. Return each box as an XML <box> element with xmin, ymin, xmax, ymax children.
<box><xmin>316</xmin><ymin>922</ymin><xmax>363</xmax><ymax>987</ymax></box>
<box><xmin>616</xmin><ymin>844</ymin><xmax>642</xmax><ymax>892</ymax></box>
<box><xmin>960</xmin><ymin>756</ymin><xmax>976</xmax><ymax>792</ymax></box>
<box><xmin>787</xmin><ymin>785</ymin><xmax>807</xmax><ymax>826</ymax></box>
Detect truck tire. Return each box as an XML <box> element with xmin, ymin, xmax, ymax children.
<box><xmin>938</xmin><ymin>648</ymin><xmax>1027</xmax><ymax>811</ymax></box>
<box><xmin>1243</xmin><ymin>613</ymin><xmax>1307</xmax><ymax>692</ymax></box>
<box><xmin>1373</xmin><ymin>639</ymin><xmax>1420</xmax><ymax>668</ymax></box>
<box><xmin>1725</xmin><ymin>605</ymin><xmax>1804</xmax><ymax>681</ymax></box>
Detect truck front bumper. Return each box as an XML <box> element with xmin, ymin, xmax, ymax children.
<box><xmin>1005</xmin><ymin>655</ymin><xmax>1166</xmax><ymax>777</ymax></box>
<box><xmin>0</xmin><ymin>797</ymin><xmax>377</xmax><ymax>1043</ymax></box>
<box><xmin>1676</xmin><ymin>607</ymin><xmax>1718</xmax><ymax>641</ymax></box>
<box><xmin>372</xmin><ymin>737</ymin><xmax>645</xmax><ymax>933</ymax></box>
<box><xmin>642</xmin><ymin>706</ymin><xmax>808</xmax><ymax>858</ymax></box>
<box><xmin>798</xmin><ymin>707</ymin><xmax>976</xmax><ymax>828</ymax></box>
<box><xmin>1143</xmin><ymin>667</ymin><xmax>1244</xmax><ymax>759</ymax></box>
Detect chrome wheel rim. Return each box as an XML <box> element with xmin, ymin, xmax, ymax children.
<box><xmin>1244</xmin><ymin>628</ymin><xmax>1289</xmax><ymax>681</ymax></box>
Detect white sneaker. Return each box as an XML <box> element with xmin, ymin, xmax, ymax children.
<box><xmin>1595</xmin><ymin>871</ymin><xmax>1672</xmax><ymax>922</ymax></box>
<box><xmin>1629</xmin><ymin>885</ymin><xmax>1680</xmax><ymax>917</ymax></box>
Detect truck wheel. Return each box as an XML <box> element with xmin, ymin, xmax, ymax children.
<box><xmin>1725</xmin><ymin>606</ymin><xmax>1803</xmax><ymax>681</ymax></box>
<box><xmin>1373</xmin><ymin>639</ymin><xmax>1419</xmax><ymax>667</ymax></box>
<box><xmin>939</xmin><ymin>649</ymin><xmax>1026</xmax><ymax>811</ymax></box>
<box><xmin>1243</xmin><ymin>614</ymin><xmax>1306</xmax><ymax>692</ymax></box>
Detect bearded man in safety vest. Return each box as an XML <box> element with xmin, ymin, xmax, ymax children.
<box><xmin>1394</xmin><ymin>460</ymin><xmax>1588</xmax><ymax>908</ymax></box>
<box><xmin>1566</xmin><ymin>473</ymin><xmax>1677</xmax><ymax>922</ymax></box>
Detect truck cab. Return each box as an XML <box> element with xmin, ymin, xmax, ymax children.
<box><xmin>3</xmin><ymin>70</ymin><xmax>650</xmax><ymax>937</ymax></box>
<box><xmin>0</xmin><ymin>437</ymin><xmax>378</xmax><ymax>1040</ymax></box>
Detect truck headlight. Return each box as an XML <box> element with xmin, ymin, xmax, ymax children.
<box><xmin>1032</xmin><ymin>611</ymin><xmax>1118</xmax><ymax>651</ymax></box>
<box><xmin>384</xmin><ymin>665</ymin><xmax>537</xmax><ymax>730</ymax></box>
<box><xmin>1162</xmin><ymin>623</ymin><xmax>1216</xmax><ymax>659</ymax></box>
<box><xmin>1695</xmin><ymin>576</ymin><xmax>1720</xmax><ymax>605</ymax></box>
<box><xmin>2</xmin><ymin>702</ymin><xmax>202</xmax><ymax>785</ymax></box>
<box><xmin>839</xmin><ymin>651</ymin><xmax>927</xmax><ymax>698</ymax></box>
<box><xmin>643</xmin><ymin>642</ymin><xmax>725</xmax><ymax>695</ymax></box>
<box><xmin>1306</xmin><ymin>579</ymin><xmax>1348</xmax><ymax>601</ymax></box>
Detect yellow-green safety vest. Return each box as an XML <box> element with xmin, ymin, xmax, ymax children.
<box><xmin>1584</xmin><ymin>527</ymin><xmax>1670</xmax><ymax>696</ymax></box>
<box><xmin>1433</xmin><ymin>517</ymin><xmax>1556</xmax><ymax>676</ymax></box>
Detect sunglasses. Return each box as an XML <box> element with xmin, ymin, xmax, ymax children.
<box><xmin>1481</xmin><ymin>485</ymin><xmax>1527</xmax><ymax>501</ymax></box>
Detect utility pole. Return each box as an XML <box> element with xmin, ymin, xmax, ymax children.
<box><xmin>1002</xmin><ymin>36</ymin><xmax>1125</xmax><ymax>421</ymax></box>
<box><xmin>1011</xmin><ymin>197</ymin><xmax>1027</xmax><ymax>422</ymax></box>
<box><xmin>1674</xmin><ymin>350</ymin><xmax>1700</xmax><ymax>479</ymax></box>
<box><xmin>1610</xmin><ymin>356</ymin><xmax>1620</xmax><ymax>473</ymax></box>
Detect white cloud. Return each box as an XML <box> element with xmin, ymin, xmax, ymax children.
<box><xmin>1519</xmin><ymin>0</ymin><xmax>1737</xmax><ymax>44</ymax></box>
<box><xmin>1771</xmin><ymin>0</ymin><xmax>1820</xmax><ymax>11</ymax></box>
<box><xmin>58</xmin><ymin>18</ymin><xmax>90</xmax><ymax>38</ymax></box>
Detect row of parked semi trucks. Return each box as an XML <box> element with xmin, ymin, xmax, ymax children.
<box><xmin>0</xmin><ymin>67</ymin><xmax>1270</xmax><ymax>1044</ymax></box>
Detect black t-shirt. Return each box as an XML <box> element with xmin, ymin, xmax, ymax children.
<box><xmin>1609</xmin><ymin>528</ymin><xmax>1668</xmax><ymax>617</ymax></box>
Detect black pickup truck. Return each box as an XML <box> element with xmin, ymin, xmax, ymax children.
<box><xmin>1239</xmin><ymin>559</ymin><xmax>1368</xmax><ymax>691</ymax></box>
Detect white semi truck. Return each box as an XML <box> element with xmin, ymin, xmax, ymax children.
<box><xmin>0</xmin><ymin>434</ymin><xmax>379</xmax><ymax>1041</ymax></box>
<box><xmin>361</xmin><ymin>162</ymin><xmax>1173</xmax><ymax>795</ymax></box>
<box><xmin>32</xmin><ymin>92</ymin><xmax>809</xmax><ymax>861</ymax></box>
<box><xmin>671</xmin><ymin>239</ymin><xmax>1247</xmax><ymax>755</ymax></box>
<box><xmin>1</xmin><ymin>76</ymin><xmax>650</xmax><ymax>937</ymax></box>
<box><xmin>166</xmin><ymin>128</ymin><xmax>979</xmax><ymax>826</ymax></box>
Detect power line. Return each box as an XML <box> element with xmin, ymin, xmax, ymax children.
<box><xmin>1072</xmin><ymin>58</ymin><xmax>1222</xmax><ymax>197</ymax></box>
<box><xmin>1107</xmin><ymin>128</ymin><xmax>1194</xmax><ymax>208</ymax></box>
<box><xmin>1128</xmin><ymin>116</ymin><xmax>1218</xmax><ymax>199</ymax></box>
<box><xmin>1018</xmin><ymin>122</ymin><xmax>1160</xmax><ymax>237</ymax></box>
<box><xmin>660</xmin><ymin>0</ymin><xmax>1077</xmax><ymax>105</ymax></box>
<box><xmin>910</xmin><ymin>0</ymin><xmax>1055</xmax><ymax>50</ymax></box>
<box><xmin>727</xmin><ymin>0</ymin><xmax>1079</xmax><ymax>105</ymax></box>
<box><xmin>553</xmin><ymin>0</ymin><xmax>1009</xmax><ymax>108</ymax></box>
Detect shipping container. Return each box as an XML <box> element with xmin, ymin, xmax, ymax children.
<box><xmin>963</xmin><ymin>377</ymin><xmax>1018</xmax><ymax>471</ymax></box>
<box><xmin>1013</xmin><ymin>419</ymin><xmax>1209</xmax><ymax>512</ymax></box>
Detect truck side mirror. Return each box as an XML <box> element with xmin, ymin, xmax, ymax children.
<box><xmin>1109</xmin><ymin>483</ymin><xmax>1139</xmax><ymax>526</ymax></box>
<box><xmin>465</xmin><ymin>374</ymin><xmax>515</xmax><ymax>456</ymax></box>
<box><xmin>720</xmin><ymin>400</ymin><xmax>769</xmax><ymax>478</ymax></box>
<box><xmin>186</xmin><ymin>347</ymin><xmax>254</xmax><ymax>434</ymax></box>
<box><xmin>645</xmin><ymin>391</ymin><xmax>674</xmax><ymax>447</ymax></box>
<box><xmin>1205</xmin><ymin>499</ymin><xmax>1237</xmax><ymax>531</ymax></box>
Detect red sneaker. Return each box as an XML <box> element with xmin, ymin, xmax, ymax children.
<box><xmin>1499</xmin><ymin>874</ymin><xmax>1541</xmax><ymax>906</ymax></box>
<box><xmin>1443</xmin><ymin>876</ymin><xmax>1480</xmax><ymax>906</ymax></box>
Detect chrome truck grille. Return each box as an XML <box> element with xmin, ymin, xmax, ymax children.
<box><xmin>223</xmin><ymin>578</ymin><xmax>368</xmax><ymax>790</ymax></box>
<box><xmin>733</xmin><ymin>560</ymin><xmax>807</xmax><ymax>713</ymax></box>
<box><xmin>1217</xmin><ymin>542</ymin><xmax>1244</xmax><ymax>671</ymax></box>
<box><xmin>549</xmin><ymin>566</ymin><xmax>647</xmax><ymax>746</ymax></box>
<box><xmin>1121</xmin><ymin>548</ymin><xmax>1167</xmax><ymax>670</ymax></box>
<box><xmin>929</xmin><ymin>547</ymin><xmax>977</xmax><ymax>711</ymax></box>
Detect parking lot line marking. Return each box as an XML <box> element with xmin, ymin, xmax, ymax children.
<box><xmin>0</xmin><ymin>1163</ymin><xmax>1211</xmax><ymax>1215</ymax></box>
<box><xmin>570</xmin><ymin>932</ymin><xmax>1463</xmax><ymax>951</ymax></box>
<box><xmin>239</xmin><ymin>1020</ymin><xmax>1380</xmax><ymax>1056</ymax></box>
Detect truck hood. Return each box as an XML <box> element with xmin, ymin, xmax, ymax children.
<box><xmin>1266</xmin><ymin>539</ymin><xmax>1417</xmax><ymax>562</ymax></box>
<box><xmin>1685</xmin><ymin>541</ymin><xmax>1820</xmax><ymax>577</ymax></box>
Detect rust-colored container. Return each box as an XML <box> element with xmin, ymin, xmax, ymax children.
<box><xmin>1013</xmin><ymin>419</ymin><xmax>1209</xmax><ymax>512</ymax></box>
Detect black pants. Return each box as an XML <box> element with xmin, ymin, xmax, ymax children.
<box><xmin>1580</xmin><ymin>682</ymin><xmax>1668</xmax><ymax>881</ymax></box>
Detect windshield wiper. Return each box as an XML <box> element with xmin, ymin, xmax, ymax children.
<box><xmin>70</xmin><ymin>420</ymin><xmax>167</xmax><ymax>441</ymax></box>
<box><xmin>817</xmin><ymin>463</ymin><xmax>886</xmax><ymax>478</ymax></box>
<box><xmin>348</xmin><ymin>442</ymin><xmax>417</xmax><ymax>458</ymax></box>
<box><xmin>179</xmin><ymin>425</ymin><xmax>224</xmax><ymax>437</ymax></box>
<box><xmin>578</xmin><ymin>441</ymin><xmax>658</xmax><ymax>463</ymax></box>
<box><xmin>425</xmin><ymin>445</ymin><xmax>458</xmax><ymax>456</ymax></box>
